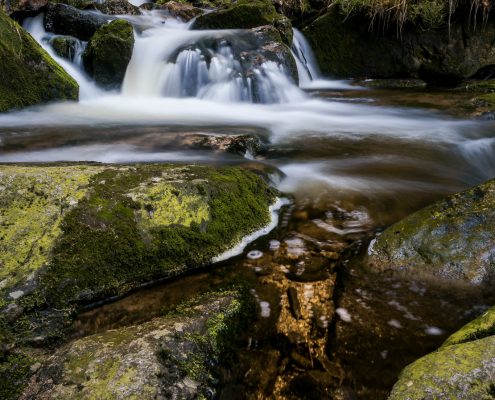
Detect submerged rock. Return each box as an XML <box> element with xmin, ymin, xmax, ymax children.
<box><xmin>367</xmin><ymin>178</ymin><xmax>495</xmax><ymax>285</ymax></box>
<box><xmin>20</xmin><ymin>292</ymin><xmax>254</xmax><ymax>399</ymax></box>
<box><xmin>389</xmin><ymin>307</ymin><xmax>495</xmax><ymax>400</ymax></box>
<box><xmin>44</xmin><ymin>3</ymin><xmax>108</xmax><ymax>41</ymax></box>
<box><xmin>304</xmin><ymin>8</ymin><xmax>495</xmax><ymax>86</ymax></box>
<box><xmin>192</xmin><ymin>0</ymin><xmax>293</xmax><ymax>45</ymax></box>
<box><xmin>82</xmin><ymin>19</ymin><xmax>134</xmax><ymax>88</ymax></box>
<box><xmin>0</xmin><ymin>8</ymin><xmax>78</xmax><ymax>112</ymax></box>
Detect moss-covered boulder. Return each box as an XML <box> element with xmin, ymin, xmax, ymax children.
<box><xmin>303</xmin><ymin>7</ymin><xmax>495</xmax><ymax>85</ymax></box>
<box><xmin>44</xmin><ymin>3</ymin><xmax>108</xmax><ymax>41</ymax></box>
<box><xmin>0</xmin><ymin>9</ymin><xmax>78</xmax><ymax>112</ymax></box>
<box><xmin>49</xmin><ymin>36</ymin><xmax>80</xmax><ymax>61</ymax></box>
<box><xmin>192</xmin><ymin>0</ymin><xmax>293</xmax><ymax>45</ymax></box>
<box><xmin>388</xmin><ymin>307</ymin><xmax>495</xmax><ymax>400</ymax></box>
<box><xmin>367</xmin><ymin>178</ymin><xmax>495</xmax><ymax>285</ymax></box>
<box><xmin>20</xmin><ymin>291</ymin><xmax>254</xmax><ymax>400</ymax></box>
<box><xmin>82</xmin><ymin>19</ymin><xmax>134</xmax><ymax>89</ymax></box>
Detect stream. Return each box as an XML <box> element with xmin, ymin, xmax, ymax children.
<box><xmin>2</xmin><ymin>9</ymin><xmax>495</xmax><ymax>399</ymax></box>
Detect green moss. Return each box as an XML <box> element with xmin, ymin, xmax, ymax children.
<box><xmin>442</xmin><ymin>306</ymin><xmax>495</xmax><ymax>347</ymax></box>
<box><xmin>0</xmin><ymin>9</ymin><xmax>78</xmax><ymax>112</ymax></box>
<box><xmin>82</xmin><ymin>19</ymin><xmax>134</xmax><ymax>88</ymax></box>
<box><xmin>0</xmin><ymin>352</ymin><xmax>34</xmax><ymax>400</ymax></box>
<box><xmin>389</xmin><ymin>335</ymin><xmax>495</xmax><ymax>400</ymax></box>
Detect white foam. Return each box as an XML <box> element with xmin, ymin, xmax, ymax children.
<box><xmin>425</xmin><ymin>326</ymin><xmax>445</xmax><ymax>336</ymax></box>
<box><xmin>336</xmin><ymin>307</ymin><xmax>352</xmax><ymax>323</ymax></box>
<box><xmin>259</xmin><ymin>301</ymin><xmax>271</xmax><ymax>318</ymax></box>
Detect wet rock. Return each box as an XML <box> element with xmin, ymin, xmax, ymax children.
<box><xmin>49</xmin><ymin>35</ymin><xmax>80</xmax><ymax>61</ymax></box>
<box><xmin>184</xmin><ymin>133</ymin><xmax>266</xmax><ymax>157</ymax></box>
<box><xmin>304</xmin><ymin>8</ymin><xmax>495</xmax><ymax>86</ymax></box>
<box><xmin>20</xmin><ymin>294</ymin><xmax>248</xmax><ymax>399</ymax></box>
<box><xmin>44</xmin><ymin>3</ymin><xmax>108</xmax><ymax>41</ymax></box>
<box><xmin>157</xmin><ymin>1</ymin><xmax>203</xmax><ymax>21</ymax></box>
<box><xmin>442</xmin><ymin>306</ymin><xmax>495</xmax><ymax>347</ymax></box>
<box><xmin>93</xmin><ymin>0</ymin><xmax>140</xmax><ymax>15</ymax></box>
<box><xmin>367</xmin><ymin>178</ymin><xmax>495</xmax><ymax>285</ymax></box>
<box><xmin>0</xmin><ymin>8</ymin><xmax>78</xmax><ymax>112</ymax></box>
<box><xmin>1</xmin><ymin>0</ymin><xmax>47</xmax><ymax>15</ymax></box>
<box><xmin>287</xmin><ymin>287</ymin><xmax>302</xmax><ymax>320</ymax></box>
<box><xmin>82</xmin><ymin>19</ymin><xmax>134</xmax><ymax>88</ymax></box>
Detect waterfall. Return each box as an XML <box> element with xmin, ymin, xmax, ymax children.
<box><xmin>23</xmin><ymin>15</ymin><xmax>103</xmax><ymax>100</ymax></box>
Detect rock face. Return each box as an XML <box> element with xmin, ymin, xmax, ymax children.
<box><xmin>82</xmin><ymin>19</ymin><xmax>134</xmax><ymax>89</ymax></box>
<box><xmin>20</xmin><ymin>292</ymin><xmax>252</xmax><ymax>400</ymax></box>
<box><xmin>389</xmin><ymin>307</ymin><xmax>495</xmax><ymax>400</ymax></box>
<box><xmin>304</xmin><ymin>8</ymin><xmax>495</xmax><ymax>85</ymax></box>
<box><xmin>44</xmin><ymin>3</ymin><xmax>108</xmax><ymax>41</ymax></box>
<box><xmin>192</xmin><ymin>0</ymin><xmax>293</xmax><ymax>45</ymax></box>
<box><xmin>367</xmin><ymin>178</ymin><xmax>495</xmax><ymax>285</ymax></box>
<box><xmin>0</xmin><ymin>9</ymin><xmax>78</xmax><ymax>112</ymax></box>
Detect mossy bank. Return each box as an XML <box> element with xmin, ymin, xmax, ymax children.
<box><xmin>0</xmin><ymin>8</ymin><xmax>78</xmax><ymax>112</ymax></box>
<box><xmin>0</xmin><ymin>163</ymin><xmax>276</xmax><ymax>398</ymax></box>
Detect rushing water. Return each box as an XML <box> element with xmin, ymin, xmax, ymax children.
<box><xmin>3</xmin><ymin>9</ymin><xmax>495</xmax><ymax>398</ymax></box>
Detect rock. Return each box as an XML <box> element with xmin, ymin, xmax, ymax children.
<box><xmin>82</xmin><ymin>19</ymin><xmax>134</xmax><ymax>89</ymax></box>
<box><xmin>367</xmin><ymin>178</ymin><xmax>495</xmax><ymax>285</ymax></box>
<box><xmin>93</xmin><ymin>0</ymin><xmax>140</xmax><ymax>15</ymax></box>
<box><xmin>0</xmin><ymin>8</ymin><xmax>78</xmax><ymax>112</ymax></box>
<box><xmin>44</xmin><ymin>3</ymin><xmax>108</xmax><ymax>41</ymax></box>
<box><xmin>157</xmin><ymin>0</ymin><xmax>203</xmax><ymax>21</ymax></box>
<box><xmin>290</xmin><ymin>370</ymin><xmax>334</xmax><ymax>399</ymax></box>
<box><xmin>179</xmin><ymin>133</ymin><xmax>266</xmax><ymax>157</ymax></box>
<box><xmin>287</xmin><ymin>287</ymin><xmax>302</xmax><ymax>320</ymax></box>
<box><xmin>1</xmin><ymin>0</ymin><xmax>47</xmax><ymax>15</ymax></box>
<box><xmin>192</xmin><ymin>0</ymin><xmax>293</xmax><ymax>45</ymax></box>
<box><xmin>49</xmin><ymin>36</ymin><xmax>81</xmax><ymax>61</ymax></box>
<box><xmin>303</xmin><ymin>8</ymin><xmax>495</xmax><ymax>86</ymax></box>
<box><xmin>273</xmin><ymin>0</ymin><xmax>328</xmax><ymax>26</ymax></box>
<box><xmin>389</xmin><ymin>315</ymin><xmax>495</xmax><ymax>400</ymax></box>
<box><xmin>20</xmin><ymin>292</ymin><xmax>252</xmax><ymax>399</ymax></box>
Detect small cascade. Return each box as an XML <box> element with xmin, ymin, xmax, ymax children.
<box><xmin>23</xmin><ymin>15</ymin><xmax>103</xmax><ymax>100</ymax></box>
<box><xmin>122</xmin><ymin>17</ymin><xmax>305</xmax><ymax>103</ymax></box>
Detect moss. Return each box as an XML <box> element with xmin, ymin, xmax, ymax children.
<box><xmin>82</xmin><ymin>19</ymin><xmax>134</xmax><ymax>89</ymax></box>
<box><xmin>0</xmin><ymin>351</ymin><xmax>34</xmax><ymax>400</ymax></box>
<box><xmin>442</xmin><ymin>306</ymin><xmax>495</xmax><ymax>347</ymax></box>
<box><xmin>389</xmin><ymin>335</ymin><xmax>495</xmax><ymax>400</ymax></box>
<box><xmin>0</xmin><ymin>9</ymin><xmax>78</xmax><ymax>112</ymax></box>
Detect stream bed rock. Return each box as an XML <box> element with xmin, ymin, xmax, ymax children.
<box><xmin>0</xmin><ymin>8</ymin><xmax>78</xmax><ymax>112</ymax></box>
<box><xmin>367</xmin><ymin>178</ymin><xmax>495</xmax><ymax>285</ymax></box>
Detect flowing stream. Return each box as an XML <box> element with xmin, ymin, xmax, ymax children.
<box><xmin>3</xmin><ymin>9</ymin><xmax>495</xmax><ymax>398</ymax></box>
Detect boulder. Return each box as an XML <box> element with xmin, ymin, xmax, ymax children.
<box><xmin>1</xmin><ymin>0</ymin><xmax>47</xmax><ymax>15</ymax></box>
<box><xmin>20</xmin><ymin>292</ymin><xmax>253</xmax><ymax>400</ymax></box>
<box><xmin>49</xmin><ymin>35</ymin><xmax>81</xmax><ymax>61</ymax></box>
<box><xmin>303</xmin><ymin>7</ymin><xmax>495</xmax><ymax>86</ymax></box>
<box><xmin>156</xmin><ymin>0</ymin><xmax>203</xmax><ymax>21</ymax></box>
<box><xmin>192</xmin><ymin>0</ymin><xmax>293</xmax><ymax>45</ymax></box>
<box><xmin>43</xmin><ymin>3</ymin><xmax>108</xmax><ymax>41</ymax></box>
<box><xmin>389</xmin><ymin>307</ymin><xmax>495</xmax><ymax>400</ymax></box>
<box><xmin>0</xmin><ymin>9</ymin><xmax>78</xmax><ymax>112</ymax></box>
<box><xmin>367</xmin><ymin>178</ymin><xmax>495</xmax><ymax>285</ymax></box>
<box><xmin>82</xmin><ymin>19</ymin><xmax>134</xmax><ymax>88</ymax></box>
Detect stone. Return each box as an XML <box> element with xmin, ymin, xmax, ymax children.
<box><xmin>0</xmin><ymin>8</ymin><xmax>78</xmax><ymax>112</ymax></box>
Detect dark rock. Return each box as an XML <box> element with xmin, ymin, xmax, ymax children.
<box><xmin>82</xmin><ymin>19</ymin><xmax>134</xmax><ymax>88</ymax></box>
<box><xmin>49</xmin><ymin>35</ymin><xmax>80</xmax><ymax>61</ymax></box>
<box><xmin>1</xmin><ymin>0</ymin><xmax>47</xmax><ymax>15</ymax></box>
<box><xmin>0</xmin><ymin>8</ymin><xmax>78</xmax><ymax>112</ymax></box>
<box><xmin>287</xmin><ymin>286</ymin><xmax>302</xmax><ymax>320</ymax></box>
<box><xmin>44</xmin><ymin>3</ymin><xmax>108</xmax><ymax>41</ymax></box>
<box><xmin>304</xmin><ymin>8</ymin><xmax>495</xmax><ymax>86</ymax></box>
<box><xmin>367</xmin><ymin>178</ymin><xmax>495</xmax><ymax>285</ymax></box>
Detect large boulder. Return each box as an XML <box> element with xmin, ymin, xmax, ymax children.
<box><xmin>82</xmin><ymin>19</ymin><xmax>134</xmax><ymax>89</ymax></box>
<box><xmin>367</xmin><ymin>178</ymin><xmax>495</xmax><ymax>285</ymax></box>
<box><xmin>304</xmin><ymin>7</ymin><xmax>495</xmax><ymax>85</ymax></box>
<box><xmin>44</xmin><ymin>3</ymin><xmax>108</xmax><ymax>41</ymax></box>
<box><xmin>389</xmin><ymin>307</ymin><xmax>495</xmax><ymax>400</ymax></box>
<box><xmin>0</xmin><ymin>9</ymin><xmax>78</xmax><ymax>112</ymax></box>
<box><xmin>20</xmin><ymin>292</ymin><xmax>253</xmax><ymax>400</ymax></box>
<box><xmin>192</xmin><ymin>0</ymin><xmax>293</xmax><ymax>45</ymax></box>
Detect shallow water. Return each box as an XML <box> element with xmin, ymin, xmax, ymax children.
<box><xmin>4</xmin><ymin>9</ymin><xmax>495</xmax><ymax>399</ymax></box>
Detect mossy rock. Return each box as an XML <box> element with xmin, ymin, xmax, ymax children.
<box><xmin>389</xmin><ymin>308</ymin><xmax>495</xmax><ymax>400</ymax></box>
<box><xmin>20</xmin><ymin>290</ymin><xmax>255</xmax><ymax>399</ymax></box>
<box><xmin>0</xmin><ymin>9</ymin><xmax>78</xmax><ymax>112</ymax></box>
<box><xmin>50</xmin><ymin>36</ymin><xmax>80</xmax><ymax>61</ymax></box>
<box><xmin>192</xmin><ymin>0</ymin><xmax>293</xmax><ymax>45</ymax></box>
<box><xmin>82</xmin><ymin>19</ymin><xmax>135</xmax><ymax>89</ymax></box>
<box><xmin>367</xmin><ymin>178</ymin><xmax>495</xmax><ymax>285</ymax></box>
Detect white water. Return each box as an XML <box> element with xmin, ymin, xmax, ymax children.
<box><xmin>2</xmin><ymin>10</ymin><xmax>493</xmax><ymax>200</ymax></box>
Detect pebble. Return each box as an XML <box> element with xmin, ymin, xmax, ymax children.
<box><xmin>9</xmin><ymin>290</ymin><xmax>24</xmax><ymax>300</ymax></box>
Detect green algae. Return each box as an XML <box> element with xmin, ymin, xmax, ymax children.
<box><xmin>0</xmin><ymin>9</ymin><xmax>78</xmax><ymax>112</ymax></box>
